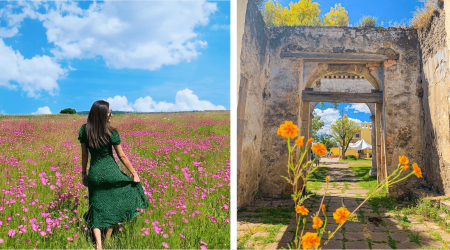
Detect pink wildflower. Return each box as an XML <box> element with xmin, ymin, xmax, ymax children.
<box><xmin>182</xmin><ymin>218</ymin><xmax>188</xmax><ymax>223</ymax></box>
<box><xmin>7</xmin><ymin>229</ymin><xmax>16</xmax><ymax>237</ymax></box>
<box><xmin>0</xmin><ymin>239</ymin><xmax>3</xmax><ymax>243</ymax></box>
<box><xmin>222</xmin><ymin>203</ymin><xmax>229</xmax><ymax>210</ymax></box>
<box><xmin>162</xmin><ymin>242</ymin><xmax>169</xmax><ymax>248</ymax></box>
<box><xmin>67</xmin><ymin>237</ymin><xmax>73</xmax><ymax>241</ymax></box>
<box><xmin>7</xmin><ymin>216</ymin><xmax>12</xmax><ymax>221</ymax></box>
<box><xmin>40</xmin><ymin>231</ymin><xmax>47</xmax><ymax>236</ymax></box>
<box><xmin>200</xmin><ymin>240</ymin><xmax>207</xmax><ymax>245</ymax></box>
<box><xmin>200</xmin><ymin>246</ymin><xmax>208</xmax><ymax>250</ymax></box>
<box><xmin>180</xmin><ymin>233</ymin><xmax>185</xmax><ymax>239</ymax></box>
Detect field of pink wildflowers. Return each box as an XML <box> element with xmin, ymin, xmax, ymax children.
<box><xmin>0</xmin><ymin>111</ymin><xmax>230</xmax><ymax>249</ymax></box>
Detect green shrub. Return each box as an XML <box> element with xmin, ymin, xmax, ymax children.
<box><xmin>345</xmin><ymin>155</ymin><xmax>356</xmax><ymax>160</ymax></box>
<box><xmin>60</xmin><ymin>108</ymin><xmax>77</xmax><ymax>114</ymax></box>
<box><xmin>358</xmin><ymin>15</ymin><xmax>377</xmax><ymax>27</ymax></box>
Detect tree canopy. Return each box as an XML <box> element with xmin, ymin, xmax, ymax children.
<box><xmin>261</xmin><ymin>0</ymin><xmax>349</xmax><ymax>27</ymax></box>
<box><xmin>60</xmin><ymin>108</ymin><xmax>77</xmax><ymax>114</ymax></box>
<box><xmin>329</xmin><ymin>116</ymin><xmax>359</xmax><ymax>158</ymax></box>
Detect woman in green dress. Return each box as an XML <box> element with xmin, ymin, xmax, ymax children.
<box><xmin>78</xmin><ymin>100</ymin><xmax>148</xmax><ymax>250</ymax></box>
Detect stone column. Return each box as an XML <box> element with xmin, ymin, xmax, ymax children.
<box><xmin>369</xmin><ymin>115</ymin><xmax>377</xmax><ymax>176</ymax></box>
<box><xmin>375</xmin><ymin>103</ymin><xmax>383</xmax><ymax>183</ymax></box>
<box><xmin>300</xmin><ymin>101</ymin><xmax>310</xmax><ymax>163</ymax></box>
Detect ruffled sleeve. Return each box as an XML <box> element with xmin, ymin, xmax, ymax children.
<box><xmin>111</xmin><ymin>130</ymin><xmax>121</xmax><ymax>145</ymax></box>
<box><xmin>78</xmin><ymin>124</ymin><xmax>87</xmax><ymax>143</ymax></box>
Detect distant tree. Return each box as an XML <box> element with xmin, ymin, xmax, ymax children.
<box><xmin>261</xmin><ymin>0</ymin><xmax>349</xmax><ymax>27</ymax></box>
<box><xmin>330</xmin><ymin>117</ymin><xmax>359</xmax><ymax>159</ymax></box>
<box><xmin>317</xmin><ymin>134</ymin><xmax>334</xmax><ymax>150</ymax></box>
<box><xmin>60</xmin><ymin>108</ymin><xmax>77</xmax><ymax>114</ymax></box>
<box><xmin>311</xmin><ymin>111</ymin><xmax>324</xmax><ymax>139</ymax></box>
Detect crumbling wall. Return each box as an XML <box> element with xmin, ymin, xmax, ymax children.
<box><xmin>237</xmin><ymin>0</ymin><xmax>270</xmax><ymax>207</ymax></box>
<box><xmin>419</xmin><ymin>2</ymin><xmax>450</xmax><ymax>195</ymax></box>
<box><xmin>259</xmin><ymin>26</ymin><xmax>424</xmax><ymax>198</ymax></box>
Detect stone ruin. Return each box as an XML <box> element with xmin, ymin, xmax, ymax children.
<box><xmin>237</xmin><ymin>0</ymin><xmax>450</xmax><ymax>207</ymax></box>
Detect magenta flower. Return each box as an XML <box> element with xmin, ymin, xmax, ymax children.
<box><xmin>67</xmin><ymin>237</ymin><xmax>73</xmax><ymax>241</ymax></box>
<box><xmin>0</xmin><ymin>206</ymin><xmax>3</xmax><ymax>211</ymax></box>
<box><xmin>161</xmin><ymin>242</ymin><xmax>169</xmax><ymax>248</ymax></box>
<box><xmin>22</xmin><ymin>206</ymin><xmax>28</xmax><ymax>212</ymax></box>
<box><xmin>74</xmin><ymin>234</ymin><xmax>79</xmax><ymax>238</ymax></box>
<box><xmin>40</xmin><ymin>231</ymin><xmax>47</xmax><ymax>236</ymax></box>
<box><xmin>0</xmin><ymin>239</ymin><xmax>3</xmax><ymax>244</ymax></box>
<box><xmin>0</xmin><ymin>220</ymin><xmax>3</xmax><ymax>226</ymax></box>
<box><xmin>180</xmin><ymin>233</ymin><xmax>185</xmax><ymax>239</ymax></box>
<box><xmin>200</xmin><ymin>246</ymin><xmax>208</xmax><ymax>250</ymax></box>
<box><xmin>7</xmin><ymin>216</ymin><xmax>12</xmax><ymax>221</ymax></box>
<box><xmin>153</xmin><ymin>225</ymin><xmax>161</xmax><ymax>234</ymax></box>
<box><xmin>222</xmin><ymin>203</ymin><xmax>229</xmax><ymax>210</ymax></box>
<box><xmin>25</xmin><ymin>239</ymin><xmax>31</xmax><ymax>243</ymax></box>
<box><xmin>182</xmin><ymin>218</ymin><xmax>188</xmax><ymax>223</ymax></box>
<box><xmin>200</xmin><ymin>240</ymin><xmax>207</xmax><ymax>245</ymax></box>
<box><xmin>7</xmin><ymin>229</ymin><xmax>16</xmax><ymax>237</ymax></box>
<box><xmin>163</xmin><ymin>233</ymin><xmax>168</xmax><ymax>239</ymax></box>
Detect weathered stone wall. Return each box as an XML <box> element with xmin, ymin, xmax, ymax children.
<box><xmin>259</xmin><ymin>26</ymin><xmax>424</xmax><ymax>198</ymax></box>
<box><xmin>237</xmin><ymin>0</ymin><xmax>270</xmax><ymax>207</ymax></box>
<box><xmin>314</xmin><ymin>77</ymin><xmax>373</xmax><ymax>93</ymax></box>
<box><xmin>419</xmin><ymin>3</ymin><xmax>450</xmax><ymax>195</ymax></box>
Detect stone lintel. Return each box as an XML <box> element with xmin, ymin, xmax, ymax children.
<box><xmin>301</xmin><ymin>91</ymin><xmax>383</xmax><ymax>103</ymax></box>
<box><xmin>281</xmin><ymin>51</ymin><xmax>397</xmax><ymax>62</ymax></box>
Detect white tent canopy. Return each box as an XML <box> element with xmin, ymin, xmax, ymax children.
<box><xmin>348</xmin><ymin>139</ymin><xmax>372</xmax><ymax>151</ymax></box>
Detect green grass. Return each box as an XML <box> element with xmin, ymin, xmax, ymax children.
<box><xmin>339</xmin><ymin>158</ymin><xmax>372</xmax><ymax>163</ymax></box>
<box><xmin>306</xmin><ymin>167</ymin><xmax>329</xmax><ymax>192</ymax></box>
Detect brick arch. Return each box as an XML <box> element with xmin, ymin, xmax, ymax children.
<box><xmin>304</xmin><ymin>63</ymin><xmax>381</xmax><ymax>90</ymax></box>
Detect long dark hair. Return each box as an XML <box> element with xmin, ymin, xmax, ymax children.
<box><xmin>86</xmin><ymin>100</ymin><xmax>116</xmax><ymax>148</ymax></box>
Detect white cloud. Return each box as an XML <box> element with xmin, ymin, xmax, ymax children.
<box><xmin>107</xmin><ymin>89</ymin><xmax>225</xmax><ymax>112</ymax></box>
<box><xmin>211</xmin><ymin>24</ymin><xmax>230</xmax><ymax>31</ymax></box>
<box><xmin>0</xmin><ymin>39</ymin><xmax>66</xmax><ymax>97</ymax></box>
<box><xmin>32</xmin><ymin>106</ymin><xmax>52</xmax><ymax>115</ymax></box>
<box><xmin>105</xmin><ymin>95</ymin><xmax>134</xmax><ymax>112</ymax></box>
<box><xmin>314</xmin><ymin>108</ymin><xmax>341</xmax><ymax>135</ymax></box>
<box><xmin>345</xmin><ymin>103</ymin><xmax>371</xmax><ymax>114</ymax></box>
<box><xmin>15</xmin><ymin>1</ymin><xmax>217</xmax><ymax>70</ymax></box>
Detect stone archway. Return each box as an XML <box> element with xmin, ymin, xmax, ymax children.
<box><xmin>299</xmin><ymin>65</ymin><xmax>385</xmax><ymax>183</ymax></box>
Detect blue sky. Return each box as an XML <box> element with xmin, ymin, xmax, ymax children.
<box><xmin>0</xmin><ymin>1</ymin><xmax>230</xmax><ymax>114</ymax></box>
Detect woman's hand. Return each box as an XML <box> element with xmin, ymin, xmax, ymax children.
<box><xmin>82</xmin><ymin>173</ymin><xmax>88</xmax><ymax>187</ymax></box>
<box><xmin>132</xmin><ymin>173</ymin><xmax>140</xmax><ymax>183</ymax></box>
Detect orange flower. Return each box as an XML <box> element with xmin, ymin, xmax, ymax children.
<box><xmin>321</xmin><ymin>204</ymin><xmax>326</xmax><ymax>212</ymax></box>
<box><xmin>399</xmin><ymin>155</ymin><xmax>409</xmax><ymax>165</ymax></box>
<box><xmin>312</xmin><ymin>216</ymin><xmax>323</xmax><ymax>229</ymax></box>
<box><xmin>301</xmin><ymin>232</ymin><xmax>320</xmax><ymax>250</ymax></box>
<box><xmin>333</xmin><ymin>207</ymin><xmax>350</xmax><ymax>224</ymax></box>
<box><xmin>402</xmin><ymin>165</ymin><xmax>409</xmax><ymax>171</ymax></box>
<box><xmin>295</xmin><ymin>205</ymin><xmax>309</xmax><ymax>215</ymax></box>
<box><xmin>412</xmin><ymin>163</ymin><xmax>422</xmax><ymax>178</ymax></box>
<box><xmin>307</xmin><ymin>138</ymin><xmax>313</xmax><ymax>144</ymax></box>
<box><xmin>326</xmin><ymin>176</ymin><xmax>330</xmax><ymax>184</ymax></box>
<box><xmin>277</xmin><ymin>128</ymin><xmax>282</xmax><ymax>136</ymax></box>
<box><xmin>295</xmin><ymin>136</ymin><xmax>305</xmax><ymax>147</ymax></box>
<box><xmin>312</xmin><ymin>142</ymin><xmax>327</xmax><ymax>157</ymax></box>
<box><xmin>278</xmin><ymin>121</ymin><xmax>299</xmax><ymax>139</ymax></box>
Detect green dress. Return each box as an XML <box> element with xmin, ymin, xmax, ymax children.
<box><xmin>78</xmin><ymin>124</ymin><xmax>148</xmax><ymax>228</ymax></box>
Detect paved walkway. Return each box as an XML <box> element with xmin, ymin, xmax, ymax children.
<box><xmin>237</xmin><ymin>161</ymin><xmax>450</xmax><ymax>249</ymax></box>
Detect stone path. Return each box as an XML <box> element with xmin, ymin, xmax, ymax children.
<box><xmin>237</xmin><ymin>161</ymin><xmax>450</xmax><ymax>249</ymax></box>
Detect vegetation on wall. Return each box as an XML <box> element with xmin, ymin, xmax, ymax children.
<box><xmin>410</xmin><ymin>0</ymin><xmax>442</xmax><ymax>28</ymax></box>
<box><xmin>261</xmin><ymin>0</ymin><xmax>349</xmax><ymax>27</ymax></box>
